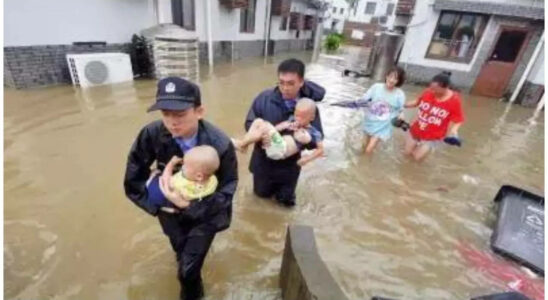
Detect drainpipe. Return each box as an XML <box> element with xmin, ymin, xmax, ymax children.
<box><xmin>509</xmin><ymin>30</ymin><xmax>544</xmax><ymax>103</ymax></box>
<box><xmin>264</xmin><ymin>0</ymin><xmax>272</xmax><ymax>58</ymax></box>
<box><xmin>152</xmin><ymin>0</ymin><xmax>159</xmax><ymax>24</ymax></box>
<box><xmin>530</xmin><ymin>93</ymin><xmax>545</xmax><ymax>121</ymax></box>
<box><xmin>312</xmin><ymin>9</ymin><xmax>323</xmax><ymax>62</ymax></box>
<box><xmin>206</xmin><ymin>0</ymin><xmax>214</xmax><ymax>68</ymax></box>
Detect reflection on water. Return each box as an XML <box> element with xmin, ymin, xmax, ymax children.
<box><xmin>4</xmin><ymin>51</ymin><xmax>544</xmax><ymax>300</ymax></box>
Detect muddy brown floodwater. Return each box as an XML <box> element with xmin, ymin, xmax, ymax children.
<box><xmin>5</xmin><ymin>51</ymin><xmax>544</xmax><ymax>300</ymax></box>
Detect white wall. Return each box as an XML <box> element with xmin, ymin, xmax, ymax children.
<box><xmin>194</xmin><ymin>0</ymin><xmax>206</xmax><ymax>40</ymax></box>
<box><xmin>322</xmin><ymin>0</ymin><xmax>348</xmax><ymax>33</ymax></box>
<box><xmin>347</xmin><ymin>0</ymin><xmax>396</xmax><ymax>29</ymax></box>
<box><xmin>236</xmin><ymin>0</ymin><xmax>268</xmax><ymax>41</ymax></box>
<box><xmin>528</xmin><ymin>43</ymin><xmax>544</xmax><ymax>85</ymax></box>
<box><xmin>162</xmin><ymin>0</ymin><xmax>267</xmax><ymax>42</ymax></box>
<box><xmin>4</xmin><ymin>0</ymin><xmax>155</xmax><ymax>46</ymax></box>
<box><xmin>155</xmin><ymin>0</ymin><xmax>314</xmax><ymax>42</ymax></box>
<box><xmin>271</xmin><ymin>16</ymin><xmax>292</xmax><ymax>40</ymax></box>
<box><xmin>398</xmin><ymin>0</ymin><xmax>491</xmax><ymax>72</ymax></box>
<box><xmin>270</xmin><ymin>0</ymin><xmax>315</xmax><ymax>40</ymax></box>
<box><xmin>157</xmin><ymin>0</ymin><xmax>173</xmax><ymax>23</ymax></box>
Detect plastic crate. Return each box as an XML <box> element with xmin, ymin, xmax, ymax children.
<box><xmin>491</xmin><ymin>185</ymin><xmax>544</xmax><ymax>275</ymax></box>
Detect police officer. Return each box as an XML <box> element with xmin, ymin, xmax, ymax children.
<box><xmin>244</xmin><ymin>58</ymin><xmax>325</xmax><ymax>206</ymax></box>
<box><xmin>124</xmin><ymin>77</ymin><xmax>238</xmax><ymax>300</ymax></box>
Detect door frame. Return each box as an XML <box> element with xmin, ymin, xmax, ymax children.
<box><xmin>471</xmin><ymin>25</ymin><xmax>532</xmax><ymax>97</ymax></box>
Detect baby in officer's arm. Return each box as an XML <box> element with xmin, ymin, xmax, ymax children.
<box><xmin>146</xmin><ymin>145</ymin><xmax>220</xmax><ymax>213</ymax></box>
<box><xmin>232</xmin><ymin>98</ymin><xmax>324</xmax><ymax>166</ymax></box>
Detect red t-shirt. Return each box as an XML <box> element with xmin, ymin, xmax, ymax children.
<box><xmin>410</xmin><ymin>89</ymin><xmax>465</xmax><ymax>140</ymax></box>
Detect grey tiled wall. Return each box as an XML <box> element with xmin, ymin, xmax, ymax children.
<box><xmin>4</xmin><ymin>43</ymin><xmax>129</xmax><ymax>89</ymax></box>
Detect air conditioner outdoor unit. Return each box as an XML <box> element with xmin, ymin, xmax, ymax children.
<box><xmin>66</xmin><ymin>53</ymin><xmax>133</xmax><ymax>88</ymax></box>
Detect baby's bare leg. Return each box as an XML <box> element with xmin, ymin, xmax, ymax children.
<box><xmin>233</xmin><ymin>119</ymin><xmax>274</xmax><ymax>152</ymax></box>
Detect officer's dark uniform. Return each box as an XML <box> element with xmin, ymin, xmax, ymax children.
<box><xmin>124</xmin><ymin>78</ymin><xmax>238</xmax><ymax>300</ymax></box>
<box><xmin>244</xmin><ymin>80</ymin><xmax>325</xmax><ymax>205</ymax></box>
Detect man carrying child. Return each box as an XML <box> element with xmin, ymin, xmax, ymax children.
<box><xmin>124</xmin><ymin>77</ymin><xmax>238</xmax><ymax>300</ymax></box>
<box><xmin>243</xmin><ymin>58</ymin><xmax>325</xmax><ymax>207</ymax></box>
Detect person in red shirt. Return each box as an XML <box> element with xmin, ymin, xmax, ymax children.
<box><xmin>402</xmin><ymin>72</ymin><xmax>464</xmax><ymax>161</ymax></box>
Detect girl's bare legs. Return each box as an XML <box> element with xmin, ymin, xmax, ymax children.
<box><xmin>362</xmin><ymin>134</ymin><xmax>370</xmax><ymax>153</ymax></box>
<box><xmin>403</xmin><ymin>133</ymin><xmax>431</xmax><ymax>162</ymax></box>
<box><xmin>364</xmin><ymin>136</ymin><xmax>380</xmax><ymax>155</ymax></box>
<box><xmin>403</xmin><ymin>133</ymin><xmax>418</xmax><ymax>156</ymax></box>
<box><xmin>412</xmin><ymin>144</ymin><xmax>432</xmax><ymax>162</ymax></box>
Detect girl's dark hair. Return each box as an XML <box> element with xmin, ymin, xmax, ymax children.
<box><xmin>386</xmin><ymin>66</ymin><xmax>406</xmax><ymax>87</ymax></box>
<box><xmin>432</xmin><ymin>71</ymin><xmax>452</xmax><ymax>88</ymax></box>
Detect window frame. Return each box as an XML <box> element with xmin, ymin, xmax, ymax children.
<box><xmin>425</xmin><ymin>10</ymin><xmax>489</xmax><ymax>63</ymax></box>
<box><xmin>386</xmin><ymin>3</ymin><xmax>395</xmax><ymax>15</ymax></box>
<box><xmin>240</xmin><ymin>0</ymin><xmax>257</xmax><ymax>33</ymax></box>
<box><xmin>171</xmin><ymin>0</ymin><xmax>195</xmax><ymax>31</ymax></box>
<box><xmin>365</xmin><ymin>2</ymin><xmax>376</xmax><ymax>15</ymax></box>
<box><xmin>280</xmin><ymin>16</ymin><xmax>288</xmax><ymax>31</ymax></box>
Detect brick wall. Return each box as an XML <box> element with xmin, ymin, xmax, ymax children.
<box><xmin>232</xmin><ymin>40</ymin><xmax>266</xmax><ymax>60</ymax></box>
<box><xmin>4</xmin><ymin>61</ymin><xmax>15</xmax><ymax>87</ymax></box>
<box><xmin>198</xmin><ymin>41</ymin><xmax>233</xmax><ymax>63</ymax></box>
<box><xmin>4</xmin><ymin>43</ymin><xmax>129</xmax><ymax>89</ymax></box>
<box><xmin>197</xmin><ymin>39</ymin><xmax>313</xmax><ymax>62</ymax></box>
<box><xmin>271</xmin><ymin>39</ymin><xmax>310</xmax><ymax>54</ymax></box>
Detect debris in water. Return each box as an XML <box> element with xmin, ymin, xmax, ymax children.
<box><xmin>436</xmin><ymin>186</ymin><xmax>450</xmax><ymax>193</ymax></box>
<box><xmin>462</xmin><ymin>174</ymin><xmax>479</xmax><ymax>185</ymax></box>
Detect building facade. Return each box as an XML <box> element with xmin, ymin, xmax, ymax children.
<box><xmin>322</xmin><ymin>0</ymin><xmax>350</xmax><ymax>34</ymax></box>
<box><xmin>4</xmin><ymin>0</ymin><xmax>321</xmax><ymax>88</ymax></box>
<box><xmin>398</xmin><ymin>0</ymin><xmax>544</xmax><ymax>98</ymax></box>
<box><xmin>341</xmin><ymin>0</ymin><xmax>398</xmax><ymax>47</ymax></box>
<box><xmin>346</xmin><ymin>0</ymin><xmax>397</xmax><ymax>29</ymax></box>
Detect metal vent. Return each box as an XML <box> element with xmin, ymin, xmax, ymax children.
<box><xmin>84</xmin><ymin>60</ymin><xmax>109</xmax><ymax>84</ymax></box>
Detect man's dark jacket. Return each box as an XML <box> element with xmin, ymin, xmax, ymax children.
<box><xmin>244</xmin><ymin>80</ymin><xmax>325</xmax><ymax>174</ymax></box>
<box><xmin>124</xmin><ymin>119</ymin><xmax>238</xmax><ymax>233</ymax></box>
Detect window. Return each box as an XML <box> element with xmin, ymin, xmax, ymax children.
<box><xmin>379</xmin><ymin>16</ymin><xmax>387</xmax><ymax>24</ymax></box>
<box><xmin>386</xmin><ymin>3</ymin><xmax>395</xmax><ymax>15</ymax></box>
<box><xmin>340</xmin><ymin>8</ymin><xmax>344</xmax><ymax>14</ymax></box>
<box><xmin>289</xmin><ymin>12</ymin><xmax>302</xmax><ymax>30</ymax></box>
<box><xmin>365</xmin><ymin>2</ymin><xmax>376</xmax><ymax>14</ymax></box>
<box><xmin>304</xmin><ymin>15</ymin><xmax>314</xmax><ymax>30</ymax></box>
<box><xmin>240</xmin><ymin>0</ymin><xmax>257</xmax><ymax>33</ymax></box>
<box><xmin>280</xmin><ymin>16</ymin><xmax>288</xmax><ymax>31</ymax></box>
<box><xmin>333</xmin><ymin>7</ymin><xmax>337</xmax><ymax>14</ymax></box>
<box><xmin>426</xmin><ymin>11</ymin><xmax>489</xmax><ymax>62</ymax></box>
<box><xmin>171</xmin><ymin>0</ymin><xmax>195</xmax><ymax>30</ymax></box>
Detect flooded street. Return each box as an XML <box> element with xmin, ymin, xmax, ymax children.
<box><xmin>4</xmin><ymin>51</ymin><xmax>544</xmax><ymax>300</ymax></box>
